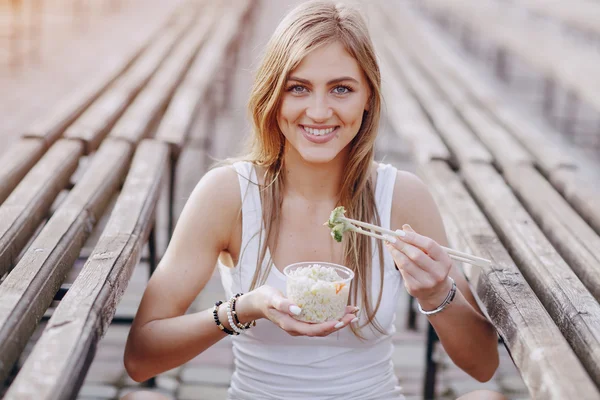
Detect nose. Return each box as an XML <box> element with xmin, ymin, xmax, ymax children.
<box><xmin>305</xmin><ymin>94</ymin><xmax>333</xmax><ymax>122</ymax></box>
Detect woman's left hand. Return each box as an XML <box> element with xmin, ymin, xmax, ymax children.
<box><xmin>385</xmin><ymin>224</ymin><xmax>454</xmax><ymax>309</ymax></box>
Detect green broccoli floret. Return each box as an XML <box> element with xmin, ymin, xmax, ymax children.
<box><xmin>327</xmin><ymin>206</ymin><xmax>347</xmax><ymax>228</ymax></box>
<box><xmin>325</xmin><ymin>207</ymin><xmax>354</xmax><ymax>242</ymax></box>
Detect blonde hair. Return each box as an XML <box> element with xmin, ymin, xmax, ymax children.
<box><xmin>240</xmin><ymin>0</ymin><xmax>385</xmax><ymax>336</ymax></box>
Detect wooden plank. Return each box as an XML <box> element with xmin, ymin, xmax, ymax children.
<box><xmin>0</xmin><ymin>139</ymin><xmax>132</xmax><ymax>383</ymax></box>
<box><xmin>461</xmin><ymin>162</ymin><xmax>600</xmax><ymax>387</ymax></box>
<box><xmin>63</xmin><ymin>8</ymin><xmax>199</xmax><ymax>154</ymax></box>
<box><xmin>109</xmin><ymin>3</ymin><xmax>215</xmax><ymax>146</ymax></box>
<box><xmin>459</xmin><ymin>107</ymin><xmax>532</xmax><ymax>171</ymax></box>
<box><xmin>550</xmin><ymin>168</ymin><xmax>600</xmax><ymax>236</ymax></box>
<box><xmin>5</xmin><ymin>140</ymin><xmax>169</xmax><ymax>400</ymax></box>
<box><xmin>20</xmin><ymin>1</ymin><xmax>191</xmax><ymax>147</ymax></box>
<box><xmin>377</xmin><ymin>3</ymin><xmax>531</xmax><ymax>171</ymax></box>
<box><xmin>0</xmin><ymin>140</ymin><xmax>83</xmax><ymax>277</ymax></box>
<box><xmin>0</xmin><ymin>139</ymin><xmax>46</xmax><ymax>206</ymax></box>
<box><xmin>418</xmin><ymin>160</ymin><xmax>599</xmax><ymax>400</ymax></box>
<box><xmin>518</xmin><ymin>0</ymin><xmax>600</xmax><ymax>39</ymax></box>
<box><xmin>155</xmin><ymin>0</ymin><xmax>251</xmax><ymax>159</ymax></box>
<box><xmin>378</xmin><ymin>2</ymin><xmax>578</xmax><ymax>174</ymax></box>
<box><xmin>376</xmin><ymin>31</ymin><xmax>492</xmax><ymax>166</ymax></box>
<box><xmin>420</xmin><ymin>0</ymin><xmax>600</xmax><ymax>114</ymax></box>
<box><xmin>378</xmin><ymin>54</ymin><xmax>451</xmax><ymax>164</ymax></box>
<box><xmin>22</xmin><ymin>40</ymin><xmax>151</xmax><ymax>148</ymax></box>
<box><xmin>492</xmin><ymin>105</ymin><xmax>578</xmax><ymax>174</ymax></box>
<box><xmin>503</xmin><ymin>165</ymin><xmax>600</xmax><ymax>301</ymax></box>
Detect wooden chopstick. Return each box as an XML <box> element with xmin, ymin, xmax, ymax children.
<box><xmin>341</xmin><ymin>217</ymin><xmax>491</xmax><ymax>268</ymax></box>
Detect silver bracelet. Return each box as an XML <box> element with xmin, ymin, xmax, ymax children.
<box><xmin>417</xmin><ymin>277</ymin><xmax>457</xmax><ymax>316</ymax></box>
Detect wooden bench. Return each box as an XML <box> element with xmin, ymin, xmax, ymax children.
<box><xmin>370</xmin><ymin>2</ymin><xmax>600</xmax><ymax>398</ymax></box>
<box><xmin>0</xmin><ymin>0</ymin><xmax>253</xmax><ymax>397</ymax></box>
<box><xmin>419</xmin><ymin>0</ymin><xmax>600</xmax><ymax>139</ymax></box>
<box><xmin>514</xmin><ymin>0</ymin><xmax>600</xmax><ymax>41</ymax></box>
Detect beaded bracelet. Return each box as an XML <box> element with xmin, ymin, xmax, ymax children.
<box><xmin>213</xmin><ymin>300</ymin><xmax>238</xmax><ymax>336</ymax></box>
<box><xmin>226</xmin><ymin>299</ymin><xmax>245</xmax><ymax>335</ymax></box>
<box><xmin>231</xmin><ymin>293</ymin><xmax>256</xmax><ymax>330</ymax></box>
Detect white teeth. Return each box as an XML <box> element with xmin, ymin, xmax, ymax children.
<box><xmin>303</xmin><ymin>126</ymin><xmax>336</xmax><ymax>136</ymax></box>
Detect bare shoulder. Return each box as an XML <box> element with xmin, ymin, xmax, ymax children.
<box><xmin>186</xmin><ymin>165</ymin><xmax>241</xmax><ymax>223</ymax></box>
<box><xmin>172</xmin><ymin>164</ymin><xmax>242</xmax><ymax>253</ymax></box>
<box><xmin>390</xmin><ymin>169</ymin><xmax>449</xmax><ymax>247</ymax></box>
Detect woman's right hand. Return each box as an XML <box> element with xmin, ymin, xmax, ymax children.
<box><xmin>242</xmin><ymin>285</ymin><xmax>358</xmax><ymax>337</ymax></box>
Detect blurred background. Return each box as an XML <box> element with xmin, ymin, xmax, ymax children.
<box><xmin>1</xmin><ymin>1</ymin><xmax>599</xmax><ymax>399</ymax></box>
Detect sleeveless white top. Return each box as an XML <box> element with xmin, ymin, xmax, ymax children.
<box><xmin>218</xmin><ymin>161</ymin><xmax>406</xmax><ymax>400</ymax></box>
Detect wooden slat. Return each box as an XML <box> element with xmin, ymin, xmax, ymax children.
<box><xmin>378</xmin><ymin>55</ymin><xmax>451</xmax><ymax>164</ymax></box>
<box><xmin>518</xmin><ymin>0</ymin><xmax>600</xmax><ymax>39</ymax></box>
<box><xmin>459</xmin><ymin>107</ymin><xmax>532</xmax><ymax>170</ymax></box>
<box><xmin>550</xmin><ymin>168</ymin><xmax>600</xmax><ymax>236</ymax></box>
<box><xmin>0</xmin><ymin>140</ymin><xmax>83</xmax><ymax>277</ymax></box>
<box><xmin>155</xmin><ymin>0</ymin><xmax>251</xmax><ymax>158</ymax></box>
<box><xmin>502</xmin><ymin>165</ymin><xmax>600</xmax><ymax>301</ymax></box>
<box><xmin>420</xmin><ymin>0</ymin><xmax>600</xmax><ymax>113</ymax></box>
<box><xmin>372</xmin><ymin>20</ymin><xmax>492</xmax><ymax>166</ymax></box>
<box><xmin>461</xmin><ymin>162</ymin><xmax>600</xmax><ymax>387</ymax></box>
<box><xmin>377</xmin><ymin>3</ymin><xmax>531</xmax><ymax>171</ymax></box>
<box><xmin>109</xmin><ymin>3</ymin><xmax>215</xmax><ymax>146</ymax></box>
<box><xmin>0</xmin><ymin>139</ymin><xmax>132</xmax><ymax>383</ymax></box>
<box><xmin>20</xmin><ymin>2</ymin><xmax>190</xmax><ymax>147</ymax></box>
<box><xmin>23</xmin><ymin>45</ymin><xmax>149</xmax><ymax>148</ymax></box>
<box><xmin>418</xmin><ymin>160</ymin><xmax>599</xmax><ymax>400</ymax></box>
<box><xmin>63</xmin><ymin>7</ymin><xmax>199</xmax><ymax>154</ymax></box>
<box><xmin>5</xmin><ymin>140</ymin><xmax>169</xmax><ymax>400</ymax></box>
<box><xmin>0</xmin><ymin>139</ymin><xmax>46</xmax><ymax>205</ymax></box>
<box><xmin>379</xmin><ymin>1</ymin><xmax>578</xmax><ymax>174</ymax></box>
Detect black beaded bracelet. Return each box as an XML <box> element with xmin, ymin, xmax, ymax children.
<box><xmin>231</xmin><ymin>293</ymin><xmax>256</xmax><ymax>330</ymax></box>
<box><xmin>213</xmin><ymin>300</ymin><xmax>238</xmax><ymax>336</ymax></box>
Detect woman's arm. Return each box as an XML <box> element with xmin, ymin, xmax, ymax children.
<box><xmin>389</xmin><ymin>171</ymin><xmax>499</xmax><ymax>382</ymax></box>
<box><xmin>123</xmin><ymin>166</ymin><xmax>245</xmax><ymax>382</ymax></box>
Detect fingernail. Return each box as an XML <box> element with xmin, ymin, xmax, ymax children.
<box><xmin>334</xmin><ymin>321</ymin><xmax>345</xmax><ymax>329</ymax></box>
<box><xmin>395</xmin><ymin>229</ymin><xmax>406</xmax><ymax>237</ymax></box>
<box><xmin>351</xmin><ymin>317</ymin><xmax>359</xmax><ymax>323</ymax></box>
<box><xmin>289</xmin><ymin>305</ymin><xmax>302</xmax><ymax>315</ymax></box>
<box><xmin>384</xmin><ymin>234</ymin><xmax>397</xmax><ymax>243</ymax></box>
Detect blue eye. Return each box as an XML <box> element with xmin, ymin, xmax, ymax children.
<box><xmin>332</xmin><ymin>85</ymin><xmax>352</xmax><ymax>95</ymax></box>
<box><xmin>288</xmin><ymin>85</ymin><xmax>307</xmax><ymax>94</ymax></box>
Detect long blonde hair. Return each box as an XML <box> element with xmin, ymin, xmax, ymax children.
<box><xmin>241</xmin><ymin>0</ymin><xmax>385</xmax><ymax>336</ymax></box>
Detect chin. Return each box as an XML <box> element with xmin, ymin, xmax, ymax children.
<box><xmin>297</xmin><ymin>148</ymin><xmax>340</xmax><ymax>164</ymax></box>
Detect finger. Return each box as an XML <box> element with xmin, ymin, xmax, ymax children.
<box><xmin>390</xmin><ymin>239</ymin><xmax>439</xmax><ymax>276</ymax></box>
<box><xmin>270</xmin><ymin>293</ymin><xmax>302</xmax><ymax>317</ymax></box>
<box><xmin>386</xmin><ymin>241</ymin><xmax>431</xmax><ymax>286</ymax></box>
<box><xmin>396</xmin><ymin>224</ymin><xmax>450</xmax><ymax>265</ymax></box>
<box><xmin>344</xmin><ymin>305</ymin><xmax>360</xmax><ymax>315</ymax></box>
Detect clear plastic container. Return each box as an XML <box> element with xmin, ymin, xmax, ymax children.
<box><xmin>283</xmin><ymin>262</ymin><xmax>354</xmax><ymax>323</ymax></box>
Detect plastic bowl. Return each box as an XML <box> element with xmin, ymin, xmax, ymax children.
<box><xmin>283</xmin><ymin>261</ymin><xmax>354</xmax><ymax>323</ymax></box>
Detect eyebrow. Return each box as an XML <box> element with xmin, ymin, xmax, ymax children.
<box><xmin>287</xmin><ymin>76</ymin><xmax>359</xmax><ymax>85</ymax></box>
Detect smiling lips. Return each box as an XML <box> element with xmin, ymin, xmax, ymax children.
<box><xmin>300</xmin><ymin>125</ymin><xmax>339</xmax><ymax>144</ymax></box>
<box><xmin>302</xmin><ymin>125</ymin><xmax>337</xmax><ymax>136</ymax></box>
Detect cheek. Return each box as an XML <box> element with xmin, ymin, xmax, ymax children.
<box><xmin>338</xmin><ymin>98</ymin><xmax>368</xmax><ymax>128</ymax></box>
<box><xmin>279</xmin><ymin>98</ymin><xmax>303</xmax><ymax>125</ymax></box>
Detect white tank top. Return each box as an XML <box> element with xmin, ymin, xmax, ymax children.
<box><xmin>218</xmin><ymin>161</ymin><xmax>406</xmax><ymax>400</ymax></box>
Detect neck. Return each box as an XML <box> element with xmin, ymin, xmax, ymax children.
<box><xmin>282</xmin><ymin>146</ymin><xmax>348</xmax><ymax>202</ymax></box>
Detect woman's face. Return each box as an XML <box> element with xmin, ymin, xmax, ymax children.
<box><xmin>278</xmin><ymin>41</ymin><xmax>371</xmax><ymax>164</ymax></box>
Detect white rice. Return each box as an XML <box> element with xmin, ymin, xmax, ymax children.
<box><xmin>286</xmin><ymin>264</ymin><xmax>350</xmax><ymax>323</ymax></box>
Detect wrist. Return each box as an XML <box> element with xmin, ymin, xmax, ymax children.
<box><xmin>234</xmin><ymin>292</ymin><xmax>264</xmax><ymax>323</ymax></box>
<box><xmin>417</xmin><ymin>277</ymin><xmax>454</xmax><ymax>311</ymax></box>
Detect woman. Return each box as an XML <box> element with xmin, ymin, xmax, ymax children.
<box><xmin>122</xmin><ymin>1</ymin><xmax>505</xmax><ymax>399</ymax></box>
